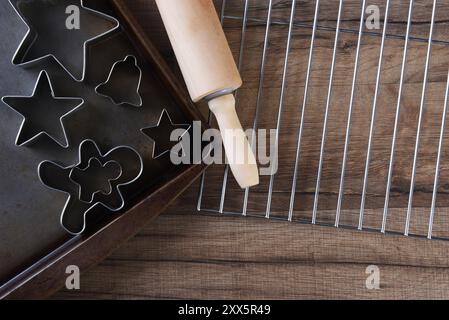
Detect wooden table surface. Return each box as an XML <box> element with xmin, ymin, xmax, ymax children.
<box><xmin>54</xmin><ymin>0</ymin><xmax>449</xmax><ymax>299</ymax></box>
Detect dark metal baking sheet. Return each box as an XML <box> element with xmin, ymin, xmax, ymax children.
<box><xmin>0</xmin><ymin>0</ymin><xmax>189</xmax><ymax>283</ymax></box>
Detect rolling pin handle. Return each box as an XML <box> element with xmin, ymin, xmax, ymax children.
<box><xmin>208</xmin><ymin>94</ymin><xmax>259</xmax><ymax>189</ymax></box>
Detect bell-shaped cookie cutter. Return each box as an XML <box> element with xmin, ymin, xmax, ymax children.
<box><xmin>95</xmin><ymin>55</ymin><xmax>143</xmax><ymax>107</ymax></box>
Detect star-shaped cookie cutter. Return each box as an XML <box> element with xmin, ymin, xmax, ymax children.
<box><xmin>9</xmin><ymin>0</ymin><xmax>120</xmax><ymax>81</ymax></box>
<box><xmin>1</xmin><ymin>70</ymin><xmax>84</xmax><ymax>148</ymax></box>
<box><xmin>141</xmin><ymin>109</ymin><xmax>191</xmax><ymax>159</ymax></box>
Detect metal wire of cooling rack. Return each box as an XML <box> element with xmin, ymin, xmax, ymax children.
<box><xmin>196</xmin><ymin>0</ymin><xmax>449</xmax><ymax>241</ymax></box>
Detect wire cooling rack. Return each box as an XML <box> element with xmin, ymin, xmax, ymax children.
<box><xmin>196</xmin><ymin>0</ymin><xmax>449</xmax><ymax>241</ymax></box>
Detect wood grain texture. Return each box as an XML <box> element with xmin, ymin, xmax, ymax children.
<box><xmin>54</xmin><ymin>183</ymin><xmax>449</xmax><ymax>299</ymax></box>
<box><xmin>54</xmin><ymin>0</ymin><xmax>449</xmax><ymax>299</ymax></box>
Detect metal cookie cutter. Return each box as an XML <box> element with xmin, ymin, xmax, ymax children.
<box><xmin>38</xmin><ymin>139</ymin><xmax>144</xmax><ymax>235</ymax></box>
<box><xmin>1</xmin><ymin>70</ymin><xmax>84</xmax><ymax>148</ymax></box>
<box><xmin>141</xmin><ymin>109</ymin><xmax>191</xmax><ymax>159</ymax></box>
<box><xmin>95</xmin><ymin>55</ymin><xmax>143</xmax><ymax>107</ymax></box>
<box><xmin>9</xmin><ymin>0</ymin><xmax>120</xmax><ymax>81</ymax></box>
<box><xmin>69</xmin><ymin>157</ymin><xmax>122</xmax><ymax>204</ymax></box>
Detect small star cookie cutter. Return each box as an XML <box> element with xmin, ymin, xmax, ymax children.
<box><xmin>141</xmin><ymin>109</ymin><xmax>191</xmax><ymax>159</ymax></box>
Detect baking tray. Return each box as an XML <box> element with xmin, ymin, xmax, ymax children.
<box><xmin>0</xmin><ymin>0</ymin><xmax>207</xmax><ymax>299</ymax></box>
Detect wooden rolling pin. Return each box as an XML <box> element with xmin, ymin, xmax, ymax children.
<box><xmin>155</xmin><ymin>0</ymin><xmax>259</xmax><ymax>189</ymax></box>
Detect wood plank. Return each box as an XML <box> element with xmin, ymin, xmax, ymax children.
<box><xmin>53</xmin><ymin>260</ymin><xmax>449</xmax><ymax>300</ymax></box>
<box><xmin>54</xmin><ymin>193</ymin><xmax>449</xmax><ymax>299</ymax></box>
<box><xmin>54</xmin><ymin>0</ymin><xmax>449</xmax><ymax>300</ymax></box>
